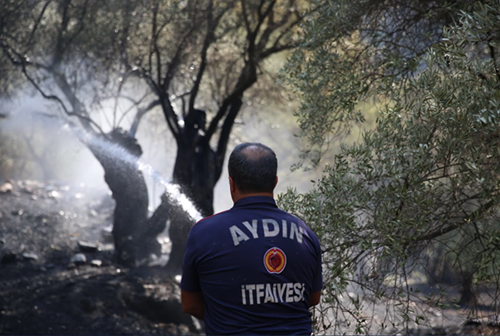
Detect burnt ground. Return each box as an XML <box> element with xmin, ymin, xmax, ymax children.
<box><xmin>1</xmin><ymin>180</ymin><xmax>500</xmax><ymax>336</ymax></box>
<box><xmin>0</xmin><ymin>180</ymin><xmax>204</xmax><ymax>335</ymax></box>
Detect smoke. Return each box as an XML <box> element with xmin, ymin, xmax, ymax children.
<box><xmin>0</xmin><ymin>96</ymin><xmax>106</xmax><ymax>192</ymax></box>
<box><xmin>0</xmin><ymin>91</ymin><xmax>319</xmax><ymax>216</ymax></box>
<box><xmin>0</xmin><ymin>93</ymin><xmax>207</xmax><ymax>220</ymax></box>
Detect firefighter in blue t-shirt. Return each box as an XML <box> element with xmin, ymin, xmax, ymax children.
<box><xmin>181</xmin><ymin>142</ymin><xmax>322</xmax><ymax>335</ymax></box>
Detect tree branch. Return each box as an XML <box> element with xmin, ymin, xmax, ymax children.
<box><xmin>239</xmin><ymin>0</ymin><xmax>252</xmax><ymax>39</ymax></box>
<box><xmin>150</xmin><ymin>0</ymin><xmax>162</xmax><ymax>86</ymax></box>
<box><xmin>413</xmin><ymin>199</ymin><xmax>495</xmax><ymax>243</ymax></box>
<box><xmin>205</xmin><ymin>61</ymin><xmax>257</xmax><ymax>142</ymax></box>
<box><xmin>188</xmin><ymin>0</ymin><xmax>215</xmax><ymax>114</ymax></box>
<box><xmin>489</xmin><ymin>40</ymin><xmax>500</xmax><ymax>84</ymax></box>
<box><xmin>129</xmin><ymin>99</ymin><xmax>161</xmax><ymax>137</ymax></box>
<box><xmin>25</xmin><ymin>0</ymin><xmax>52</xmax><ymax>52</ymax></box>
<box><xmin>214</xmin><ymin>97</ymin><xmax>242</xmax><ymax>180</ymax></box>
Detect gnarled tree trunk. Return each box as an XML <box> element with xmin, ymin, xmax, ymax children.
<box><xmin>89</xmin><ymin>128</ymin><xmax>166</xmax><ymax>266</ymax></box>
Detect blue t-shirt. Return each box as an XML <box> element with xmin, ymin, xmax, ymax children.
<box><xmin>181</xmin><ymin>196</ymin><xmax>322</xmax><ymax>335</ymax></box>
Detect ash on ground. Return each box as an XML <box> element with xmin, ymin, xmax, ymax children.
<box><xmin>0</xmin><ymin>180</ymin><xmax>202</xmax><ymax>335</ymax></box>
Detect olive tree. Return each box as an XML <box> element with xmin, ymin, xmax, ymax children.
<box><xmin>0</xmin><ymin>0</ymin><xmax>171</xmax><ymax>266</ymax></box>
<box><xmin>0</xmin><ymin>0</ymin><xmax>306</xmax><ymax>267</ymax></box>
<box><xmin>280</xmin><ymin>1</ymin><xmax>500</xmax><ymax>334</ymax></box>
<box><xmin>282</xmin><ymin>0</ymin><xmax>474</xmax><ymax>163</ymax></box>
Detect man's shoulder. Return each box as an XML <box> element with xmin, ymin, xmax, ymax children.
<box><xmin>278</xmin><ymin>210</ymin><xmax>310</xmax><ymax>228</ymax></box>
<box><xmin>192</xmin><ymin>209</ymin><xmax>234</xmax><ymax>230</ymax></box>
<box><xmin>199</xmin><ymin>208</ymin><xmax>231</xmax><ymax>221</ymax></box>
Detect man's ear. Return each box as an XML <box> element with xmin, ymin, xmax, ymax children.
<box><xmin>274</xmin><ymin>176</ymin><xmax>278</xmax><ymax>188</ymax></box>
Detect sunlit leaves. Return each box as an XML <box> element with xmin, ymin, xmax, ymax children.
<box><xmin>282</xmin><ymin>0</ymin><xmax>474</xmax><ymax>165</ymax></box>
<box><xmin>279</xmin><ymin>1</ymin><xmax>500</xmax><ymax>334</ymax></box>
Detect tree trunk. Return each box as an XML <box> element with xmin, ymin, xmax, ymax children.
<box><xmin>162</xmin><ymin>110</ymin><xmax>221</xmax><ymax>271</ymax></box>
<box><xmin>89</xmin><ymin>128</ymin><xmax>165</xmax><ymax>266</ymax></box>
<box><xmin>163</xmin><ymin>137</ymin><xmax>215</xmax><ymax>271</ymax></box>
<box><xmin>164</xmin><ymin>99</ymin><xmax>242</xmax><ymax>271</ymax></box>
<box><xmin>170</xmin><ymin>109</ymin><xmax>214</xmax><ymax>216</ymax></box>
<box><xmin>172</xmin><ymin>139</ymin><xmax>216</xmax><ymax>218</ymax></box>
<box><xmin>159</xmin><ymin>192</ymin><xmax>195</xmax><ymax>271</ymax></box>
<box><xmin>459</xmin><ymin>271</ymin><xmax>475</xmax><ymax>308</ymax></box>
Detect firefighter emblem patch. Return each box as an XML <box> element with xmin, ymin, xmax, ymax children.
<box><xmin>263</xmin><ymin>247</ymin><xmax>287</xmax><ymax>274</ymax></box>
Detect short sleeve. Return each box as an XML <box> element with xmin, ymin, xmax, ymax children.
<box><xmin>180</xmin><ymin>228</ymin><xmax>202</xmax><ymax>292</ymax></box>
<box><xmin>311</xmin><ymin>235</ymin><xmax>323</xmax><ymax>293</ymax></box>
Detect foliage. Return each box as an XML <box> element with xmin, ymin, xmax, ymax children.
<box><xmin>279</xmin><ymin>1</ymin><xmax>500</xmax><ymax>334</ymax></box>
<box><xmin>281</xmin><ymin>0</ymin><xmax>473</xmax><ymax>164</ymax></box>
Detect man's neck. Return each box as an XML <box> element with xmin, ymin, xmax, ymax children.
<box><xmin>232</xmin><ymin>192</ymin><xmax>274</xmax><ymax>203</ymax></box>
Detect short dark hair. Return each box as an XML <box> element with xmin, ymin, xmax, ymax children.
<box><xmin>228</xmin><ymin>142</ymin><xmax>277</xmax><ymax>194</ymax></box>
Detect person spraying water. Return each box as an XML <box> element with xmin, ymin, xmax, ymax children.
<box><xmin>181</xmin><ymin>142</ymin><xmax>322</xmax><ymax>335</ymax></box>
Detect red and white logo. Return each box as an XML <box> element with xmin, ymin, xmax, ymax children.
<box><xmin>263</xmin><ymin>247</ymin><xmax>287</xmax><ymax>274</ymax></box>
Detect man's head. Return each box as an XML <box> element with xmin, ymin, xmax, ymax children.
<box><xmin>228</xmin><ymin>143</ymin><xmax>278</xmax><ymax>198</ymax></box>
